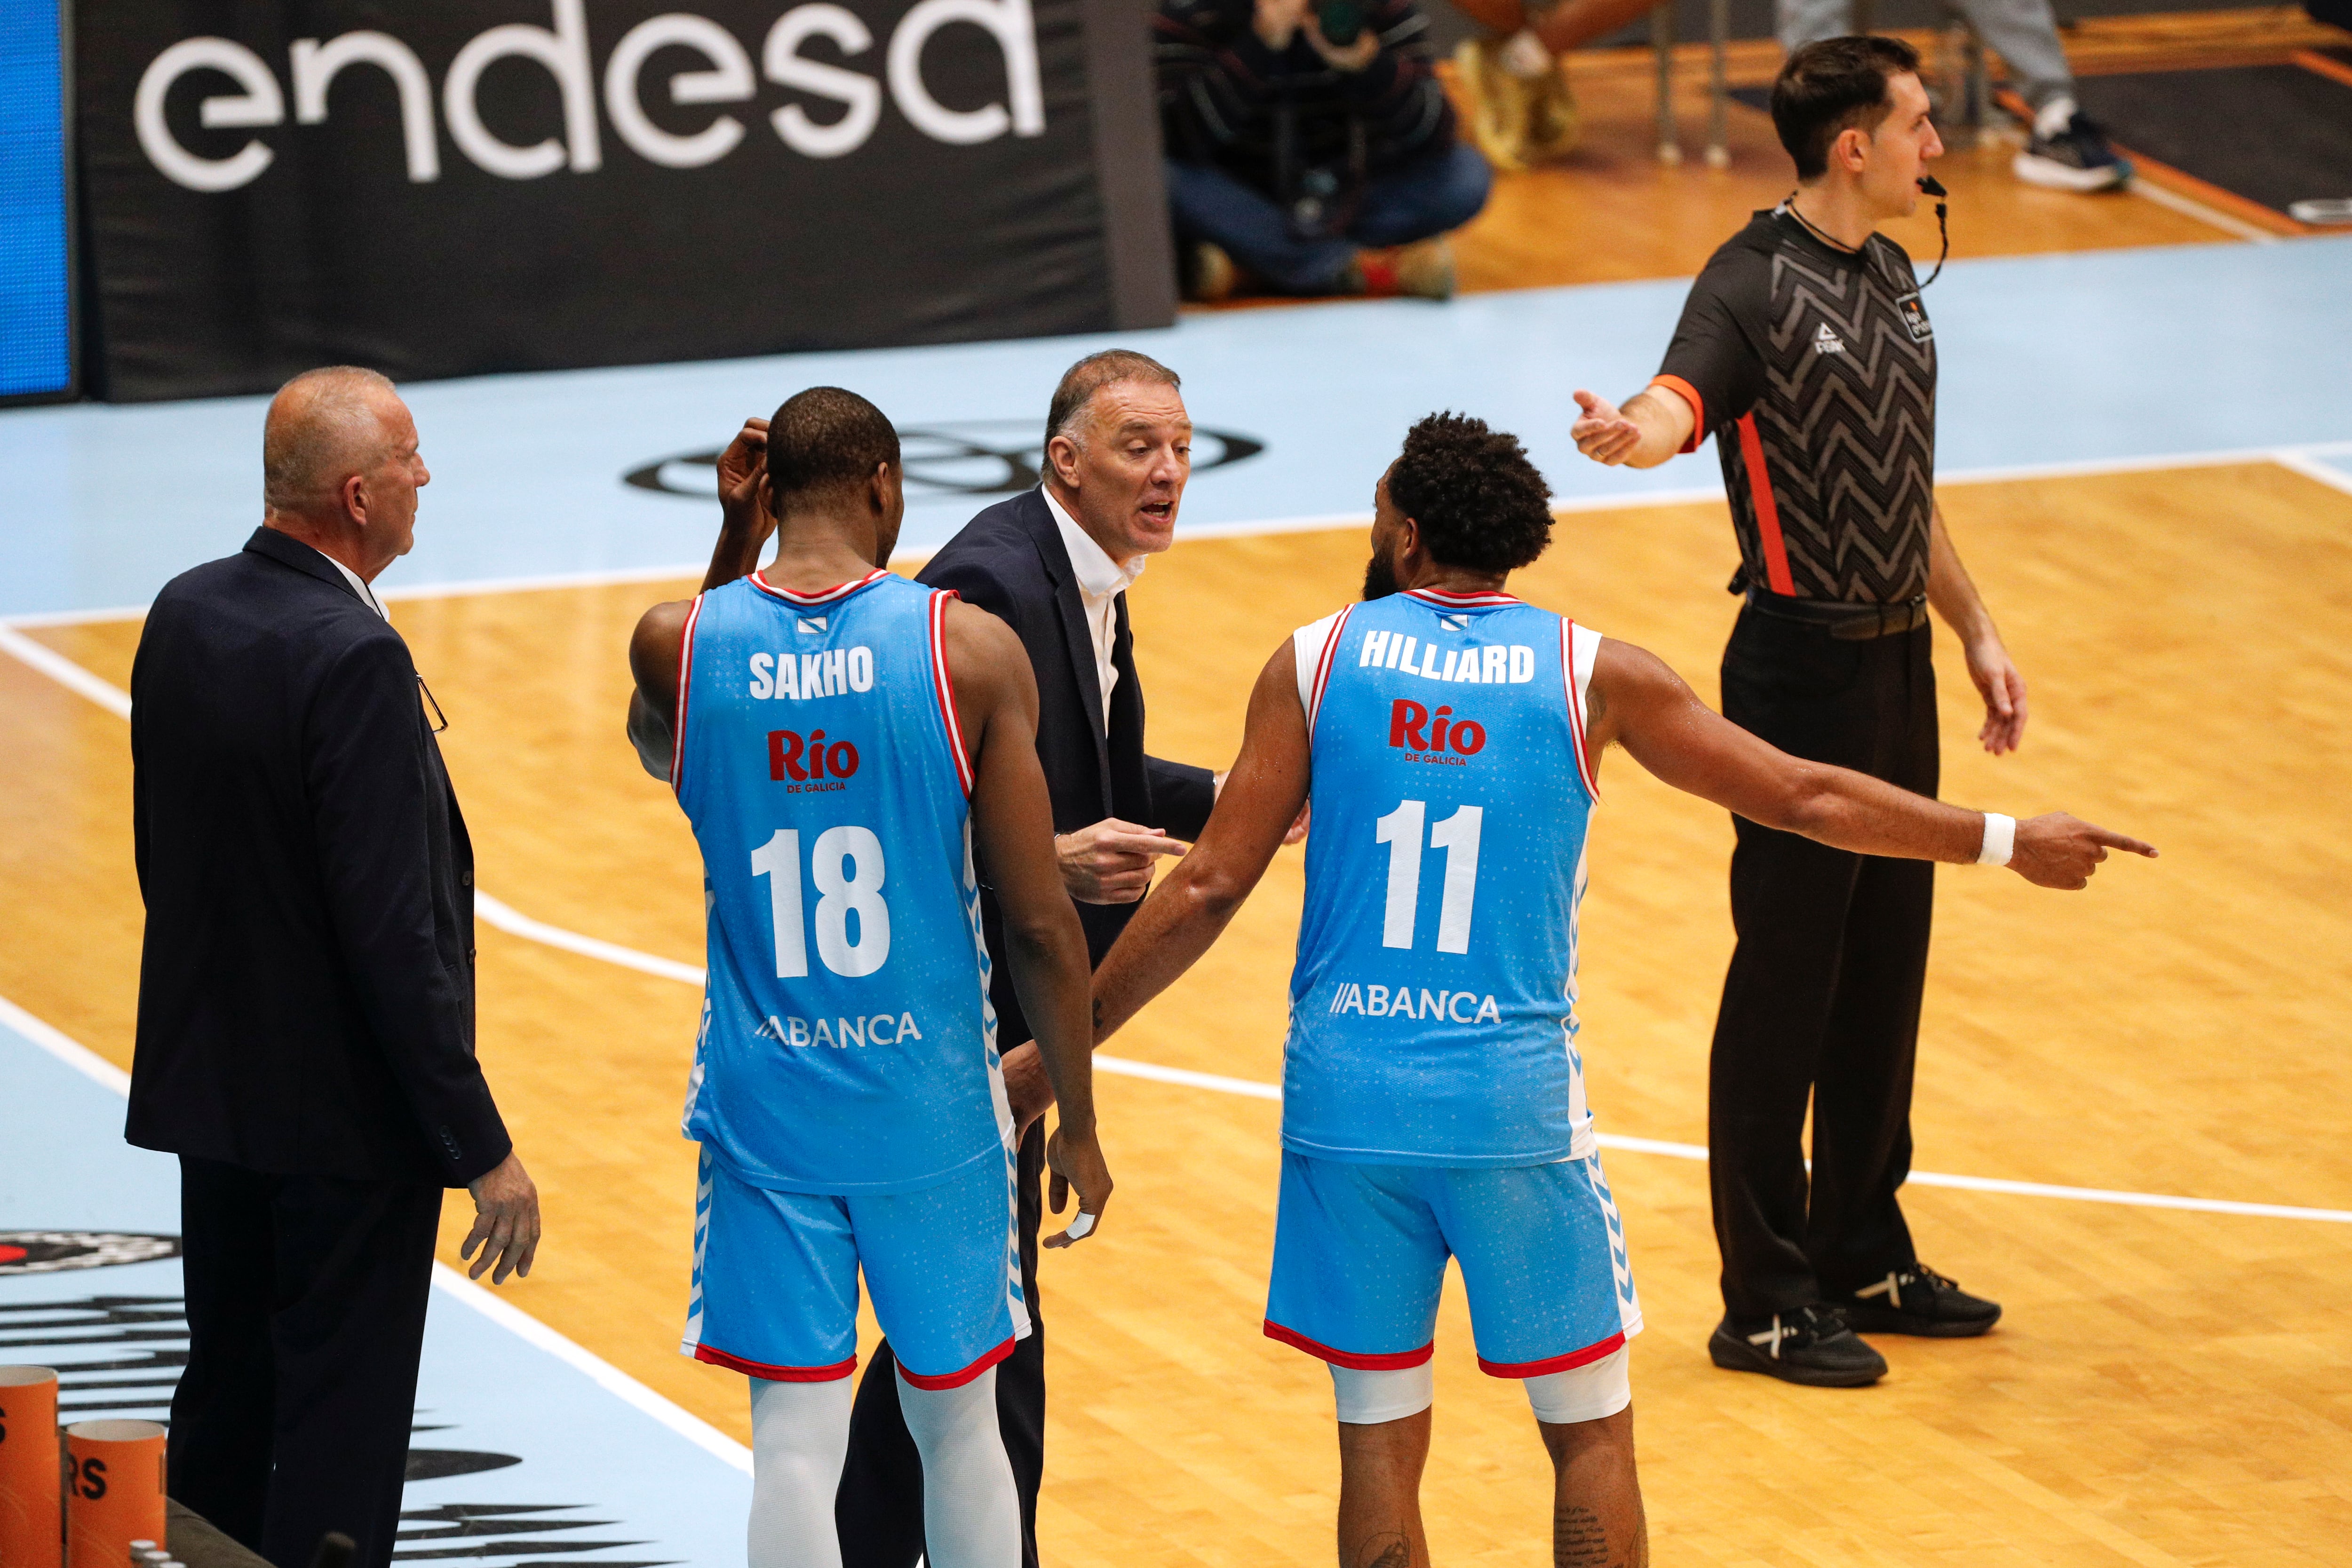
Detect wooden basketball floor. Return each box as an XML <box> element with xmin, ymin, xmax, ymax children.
<box><xmin>6</xmin><ymin>458</ymin><xmax>2349</xmax><ymax>1564</ymax></box>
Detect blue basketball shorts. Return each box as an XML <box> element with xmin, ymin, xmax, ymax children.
<box><xmin>1263</xmin><ymin>1149</ymin><xmax>1642</xmax><ymax>1376</ymax></box>
<box><xmin>681</xmin><ymin>1143</ymin><xmax>1028</xmax><ymax>1388</ymax></box>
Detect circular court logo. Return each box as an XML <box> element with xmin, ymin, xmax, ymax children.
<box><xmin>624</xmin><ymin>420</ymin><xmax>1265</xmax><ymax>500</ymax></box>
<box><xmin>0</xmin><ymin>1231</ymin><xmax>182</xmax><ymax>1274</ymax></box>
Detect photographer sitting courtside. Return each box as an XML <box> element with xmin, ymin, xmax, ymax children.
<box><xmin>1155</xmin><ymin>0</ymin><xmax>1492</xmax><ymax>301</ymax></box>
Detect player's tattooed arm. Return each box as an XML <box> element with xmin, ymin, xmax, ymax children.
<box><xmin>943</xmin><ymin>599</ymin><xmax>1112</xmax><ymax>1244</ymax></box>
<box><xmin>1090</xmin><ymin>641</ymin><xmax>1311</xmax><ymax>1043</ymax></box>
<box><xmin>1588</xmin><ymin>638</ymin><xmax>2154</xmax><ymax>887</ymax></box>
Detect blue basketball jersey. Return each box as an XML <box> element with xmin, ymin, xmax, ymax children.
<box><xmin>1283</xmin><ymin>587</ymin><xmax>1603</xmax><ymax>1167</ymax></box>
<box><xmin>673</xmin><ymin>568</ymin><xmax>1007</xmax><ymax>1196</ymax></box>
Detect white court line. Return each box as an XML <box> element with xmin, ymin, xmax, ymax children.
<box><xmin>0</xmin><ymin>987</ymin><xmax>756</xmax><ymax>1470</ymax></box>
<box><xmin>8</xmin><ymin>579</ymin><xmax>2352</xmax><ymax>1229</ymax></box>
<box><xmin>13</xmin><ymin>444</ymin><xmax>2352</xmax><ymax>629</ymax></box>
<box><xmin>2127</xmin><ymin>177</ymin><xmax>2283</xmax><ymax>244</ymax></box>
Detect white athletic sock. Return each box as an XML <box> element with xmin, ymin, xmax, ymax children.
<box><xmin>1500</xmin><ymin>27</ymin><xmax>1554</xmax><ymax>78</ymax></box>
<box><xmin>895</xmin><ymin>1366</ymin><xmax>1020</xmax><ymax>1568</ymax></box>
<box><xmin>747</xmin><ymin>1375</ymin><xmax>855</xmax><ymax>1568</ymax></box>
<box><xmin>2034</xmin><ymin>94</ymin><xmax>2079</xmax><ymax>140</ymax></box>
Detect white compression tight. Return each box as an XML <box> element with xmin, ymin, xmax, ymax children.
<box><xmin>896</xmin><ymin>1364</ymin><xmax>1021</xmax><ymax>1568</ymax></box>
<box><xmin>747</xmin><ymin>1368</ymin><xmax>1019</xmax><ymax>1568</ymax></box>
<box><xmin>747</xmin><ymin>1375</ymin><xmax>855</xmax><ymax>1568</ymax></box>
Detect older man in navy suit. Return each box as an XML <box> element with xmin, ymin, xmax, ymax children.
<box><xmin>834</xmin><ymin>350</ymin><xmax>1230</xmax><ymax>1567</ymax></box>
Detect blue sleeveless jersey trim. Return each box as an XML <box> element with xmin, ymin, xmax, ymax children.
<box><xmin>673</xmin><ymin>570</ymin><xmax>1009</xmax><ymax>1196</ymax></box>
<box><xmin>1284</xmin><ymin>591</ymin><xmax>1597</xmax><ymax>1168</ymax></box>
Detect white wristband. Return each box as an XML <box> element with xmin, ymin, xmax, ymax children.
<box><xmin>1977</xmin><ymin>812</ymin><xmax>2016</xmax><ymax>867</ymax></box>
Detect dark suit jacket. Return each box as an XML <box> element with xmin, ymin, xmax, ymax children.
<box><xmin>918</xmin><ymin>490</ymin><xmax>1216</xmax><ymax>1044</ymax></box>
<box><xmin>126</xmin><ymin>527</ymin><xmax>510</xmax><ymax>1187</ymax></box>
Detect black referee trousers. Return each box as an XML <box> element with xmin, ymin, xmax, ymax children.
<box><xmin>168</xmin><ymin>1155</ymin><xmax>443</xmax><ymax>1568</ymax></box>
<box><xmin>1708</xmin><ymin>608</ymin><xmax>1938</xmax><ymax>1322</ymax></box>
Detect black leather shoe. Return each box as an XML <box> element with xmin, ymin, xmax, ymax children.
<box><xmin>1708</xmin><ymin>1304</ymin><xmax>1887</xmax><ymax>1387</ymax></box>
<box><xmin>1840</xmin><ymin>1265</ymin><xmax>2002</xmax><ymax>1337</ymax></box>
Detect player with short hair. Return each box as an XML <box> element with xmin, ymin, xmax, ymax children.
<box><xmin>1089</xmin><ymin>412</ymin><xmax>2152</xmax><ymax>1568</ymax></box>
<box><xmin>626</xmin><ymin>387</ymin><xmax>1111</xmax><ymax>1568</ymax></box>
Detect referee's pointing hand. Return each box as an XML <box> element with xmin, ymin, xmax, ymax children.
<box><xmin>2010</xmin><ymin>813</ymin><xmax>2159</xmax><ymax>890</ymax></box>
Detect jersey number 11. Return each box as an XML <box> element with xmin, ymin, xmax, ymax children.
<box><xmin>1375</xmin><ymin>800</ymin><xmax>1483</xmax><ymax>952</ymax></box>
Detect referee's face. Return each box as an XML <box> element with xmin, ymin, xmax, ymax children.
<box><xmin>1865</xmin><ymin>71</ymin><xmax>1944</xmax><ymax>219</ymax></box>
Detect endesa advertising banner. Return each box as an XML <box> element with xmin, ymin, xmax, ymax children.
<box><xmin>76</xmin><ymin>0</ymin><xmax>1173</xmax><ymax>401</ymax></box>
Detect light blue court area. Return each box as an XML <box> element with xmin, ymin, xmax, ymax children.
<box><xmin>2</xmin><ymin>236</ymin><xmax>2348</xmax><ymax>619</ymax></box>
<box><xmin>0</xmin><ymin>1004</ymin><xmax>751</xmax><ymax>1558</ymax></box>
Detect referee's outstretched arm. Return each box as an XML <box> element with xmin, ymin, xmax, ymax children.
<box><xmin>1568</xmin><ymin>385</ymin><xmax>1695</xmax><ymax>470</ymax></box>
<box><xmin>1587</xmin><ymin>638</ymin><xmax>2154</xmax><ymax>889</ymax></box>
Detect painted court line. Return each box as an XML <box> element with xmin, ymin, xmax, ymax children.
<box><xmin>8</xmin><ymin>596</ymin><xmax>2350</xmax><ymax>1230</ymax></box>
<box><xmin>6</xmin><ymin>448</ymin><xmax>2349</xmax><ymax>630</ymax></box>
<box><xmin>0</xmin><ymin>984</ymin><xmax>756</xmax><ymax>1469</ymax></box>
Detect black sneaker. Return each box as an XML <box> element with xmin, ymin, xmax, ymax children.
<box><xmin>1708</xmin><ymin>1305</ymin><xmax>1887</xmax><ymax>1387</ymax></box>
<box><xmin>2014</xmin><ymin>110</ymin><xmax>2130</xmax><ymax>192</ymax></box>
<box><xmin>1840</xmin><ymin>1264</ymin><xmax>2002</xmax><ymax>1337</ymax></box>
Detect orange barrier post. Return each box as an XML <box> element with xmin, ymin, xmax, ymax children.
<box><xmin>0</xmin><ymin>1367</ymin><xmax>64</xmax><ymax>1568</ymax></box>
<box><xmin>63</xmin><ymin>1421</ymin><xmax>166</xmax><ymax>1568</ymax></box>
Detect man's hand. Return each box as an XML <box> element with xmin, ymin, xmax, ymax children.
<box><xmin>1303</xmin><ymin>15</ymin><xmax>1381</xmax><ymax>70</ymax></box>
<box><xmin>461</xmin><ymin>1150</ymin><xmax>541</xmax><ymax>1285</ymax></box>
<box><xmin>1057</xmin><ymin>818</ymin><xmax>1188</xmax><ymax>904</ymax></box>
<box><xmin>2008</xmin><ymin>813</ymin><xmax>2157</xmax><ymax>889</ymax></box>
<box><xmin>1571</xmin><ymin>390</ymin><xmax>1644</xmax><ymax>465</ymax></box>
<box><xmin>1001</xmin><ymin>1040</ymin><xmax>1055</xmax><ymax>1140</ymax></box>
<box><xmin>1043</xmin><ymin>1122</ymin><xmax>1112</xmax><ymax>1248</ymax></box>
<box><xmin>1255</xmin><ymin>0</ymin><xmax>1311</xmax><ymax>49</ymax></box>
<box><xmin>1963</xmin><ymin>634</ymin><xmax>2028</xmax><ymax>754</ymax></box>
<box><xmin>715</xmin><ymin>417</ymin><xmax>773</xmax><ymax>535</ymax></box>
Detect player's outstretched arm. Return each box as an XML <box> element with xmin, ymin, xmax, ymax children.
<box><xmin>1587</xmin><ymin>639</ymin><xmax>2156</xmax><ymax>888</ymax></box>
<box><xmin>942</xmin><ymin>599</ymin><xmax>1110</xmax><ymax>1246</ymax></box>
<box><xmin>1091</xmin><ymin>642</ymin><xmax>1312</xmax><ymax>1042</ymax></box>
<box><xmin>622</xmin><ymin>418</ymin><xmax>778</xmax><ymax>781</ymax></box>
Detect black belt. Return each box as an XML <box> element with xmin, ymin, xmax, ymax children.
<box><xmin>1743</xmin><ymin>592</ymin><xmax>1929</xmax><ymax>640</ymax></box>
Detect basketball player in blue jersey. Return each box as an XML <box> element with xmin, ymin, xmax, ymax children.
<box><xmin>1090</xmin><ymin>413</ymin><xmax>2152</xmax><ymax>1568</ymax></box>
<box><xmin>623</xmin><ymin>388</ymin><xmax>1112</xmax><ymax>1568</ymax></box>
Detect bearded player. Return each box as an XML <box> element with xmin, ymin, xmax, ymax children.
<box><xmin>627</xmin><ymin>388</ymin><xmax>1110</xmax><ymax>1568</ymax></box>
<box><xmin>1089</xmin><ymin>412</ymin><xmax>2152</xmax><ymax>1568</ymax></box>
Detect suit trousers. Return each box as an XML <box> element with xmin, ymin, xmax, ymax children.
<box><xmin>836</xmin><ymin>1119</ymin><xmax>1047</xmax><ymax>1568</ymax></box>
<box><xmin>167</xmin><ymin>1155</ymin><xmax>443</xmax><ymax>1568</ymax></box>
<box><xmin>1708</xmin><ymin>610</ymin><xmax>1939</xmax><ymax>1321</ymax></box>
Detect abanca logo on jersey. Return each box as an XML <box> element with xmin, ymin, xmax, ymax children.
<box><xmin>1324</xmin><ymin>983</ymin><xmax>1502</xmax><ymax>1024</ymax></box>
<box><xmin>753</xmin><ymin>1011</ymin><xmax>926</xmax><ymax>1047</ymax></box>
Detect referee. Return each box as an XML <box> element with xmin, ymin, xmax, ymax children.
<box><xmin>1570</xmin><ymin>37</ymin><xmax>2025</xmax><ymax>1387</ymax></box>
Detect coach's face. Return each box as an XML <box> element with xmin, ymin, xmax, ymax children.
<box><xmin>356</xmin><ymin>392</ymin><xmax>430</xmax><ymax>561</ymax></box>
<box><xmin>1052</xmin><ymin>380</ymin><xmax>1192</xmax><ymax>562</ymax></box>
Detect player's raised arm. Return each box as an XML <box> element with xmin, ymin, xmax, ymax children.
<box><xmin>1585</xmin><ymin>639</ymin><xmax>2155</xmax><ymax>887</ymax></box>
<box><xmin>1091</xmin><ymin>640</ymin><xmax>1312</xmax><ymax>1042</ymax></box>
<box><xmin>623</xmin><ymin>417</ymin><xmax>778</xmax><ymax>780</ymax></box>
<box><xmin>941</xmin><ymin>597</ymin><xmax>1112</xmax><ymax>1246</ymax></box>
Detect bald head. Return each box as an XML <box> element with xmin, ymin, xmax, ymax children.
<box><xmin>263</xmin><ymin>366</ymin><xmax>403</xmax><ymax>516</ymax></box>
<box><xmin>261</xmin><ymin>365</ymin><xmax>429</xmax><ymax>580</ymax></box>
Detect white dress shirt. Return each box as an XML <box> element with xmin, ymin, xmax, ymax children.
<box><xmin>318</xmin><ymin>546</ymin><xmax>391</xmax><ymax>621</ymax></box>
<box><xmin>1041</xmin><ymin>485</ymin><xmax>1144</xmax><ymax>733</ymax></box>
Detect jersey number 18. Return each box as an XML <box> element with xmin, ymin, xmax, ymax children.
<box><xmin>750</xmin><ymin>826</ymin><xmax>892</xmax><ymax>978</ymax></box>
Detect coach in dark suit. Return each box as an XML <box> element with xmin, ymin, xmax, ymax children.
<box><xmin>128</xmin><ymin>367</ymin><xmax>540</xmax><ymax>1568</ymax></box>
<box><xmin>835</xmin><ymin>351</ymin><xmax>1220</xmax><ymax>1567</ymax></box>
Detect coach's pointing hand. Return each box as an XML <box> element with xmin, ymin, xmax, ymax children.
<box><xmin>1044</xmin><ymin>1122</ymin><xmax>1112</xmax><ymax>1248</ymax></box>
<box><xmin>1057</xmin><ymin>819</ymin><xmax>1189</xmax><ymax>903</ymax></box>
<box><xmin>2008</xmin><ymin>813</ymin><xmax>2158</xmax><ymax>889</ymax></box>
<box><xmin>461</xmin><ymin>1150</ymin><xmax>542</xmax><ymax>1284</ymax></box>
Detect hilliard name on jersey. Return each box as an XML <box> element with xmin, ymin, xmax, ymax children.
<box><xmin>747</xmin><ymin>645</ymin><xmax>876</xmax><ymax>701</ymax></box>
<box><xmin>1359</xmin><ymin>629</ymin><xmax>1535</xmax><ymax>685</ymax></box>
<box><xmin>752</xmin><ymin>1011</ymin><xmax>926</xmax><ymax>1048</ymax></box>
<box><xmin>1325</xmin><ymin>982</ymin><xmax>1502</xmax><ymax>1024</ymax></box>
